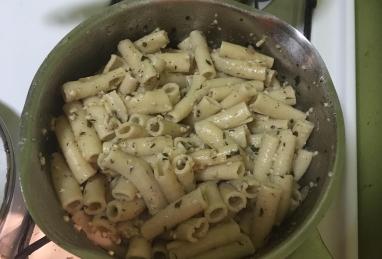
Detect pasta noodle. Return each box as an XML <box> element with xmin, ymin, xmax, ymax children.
<box><xmin>62</xmin><ymin>67</ymin><xmax>126</xmax><ymax>102</ymax></box>
<box><xmin>173</xmin><ymin>154</ymin><xmax>195</xmax><ymax>192</ymax></box>
<box><xmin>173</xmin><ymin>217</ymin><xmax>209</xmax><ymax>242</ymax></box>
<box><xmin>63</xmin><ymin>101</ymin><xmax>102</xmax><ymax>163</ymax></box>
<box><xmin>190</xmin><ymin>30</ymin><xmax>216</xmax><ymax>79</ymax></box>
<box><xmin>141</xmin><ymin>188</ymin><xmax>207</xmax><ymax>240</ymax></box>
<box><xmin>168</xmin><ymin>220</ymin><xmax>242</xmax><ymax>259</ymax></box>
<box><xmin>54</xmin><ymin>116</ymin><xmax>96</xmax><ymax>184</ymax></box>
<box><xmin>200</xmin><ymin>181</ymin><xmax>228</xmax><ymax>223</ymax></box>
<box><xmin>106</xmin><ymin>198</ymin><xmax>146</xmax><ymax>223</ymax></box>
<box><xmin>83</xmin><ymin>174</ymin><xmax>107</xmax><ymax>215</ymax></box>
<box><xmin>126</xmin><ymin>236</ymin><xmax>152</xmax><ymax>259</ymax></box>
<box><xmin>98</xmin><ymin>149</ymin><xmax>168</xmax><ymax>215</ymax></box>
<box><xmin>250</xmin><ymin>93</ymin><xmax>306</xmax><ymax>120</ymax></box>
<box><xmin>50</xmin><ymin>153</ymin><xmax>83</xmax><ymax>213</ymax></box>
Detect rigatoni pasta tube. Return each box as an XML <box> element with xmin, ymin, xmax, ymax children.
<box><xmin>220</xmin><ymin>83</ymin><xmax>257</xmax><ymax>109</ymax></box>
<box><xmin>115</xmin><ymin>122</ymin><xmax>149</xmax><ymax>139</ymax></box>
<box><xmin>200</xmin><ymin>181</ymin><xmax>228</xmax><ymax>223</ymax></box>
<box><xmin>267</xmin><ymin>86</ymin><xmax>296</xmax><ymax>105</ymax></box>
<box><xmin>140</xmin><ymin>188</ymin><xmax>207</xmax><ymax>240</ymax></box>
<box><xmin>219</xmin><ymin>182</ymin><xmax>247</xmax><ymax>212</ymax></box>
<box><xmin>293</xmin><ymin>149</ymin><xmax>313</xmax><ymax>181</ymax></box>
<box><xmin>103</xmin><ymin>54</ymin><xmax>128</xmax><ymax>73</ymax></box>
<box><xmin>253</xmin><ymin>134</ymin><xmax>279</xmax><ymax>182</ymax></box>
<box><xmin>272</xmin><ymin>130</ymin><xmax>297</xmax><ymax>176</ymax></box>
<box><xmin>250</xmin><ymin>93</ymin><xmax>306</xmax><ymax>120</ymax></box>
<box><xmin>194</xmin><ymin>120</ymin><xmax>227</xmax><ymax>150</ymax></box>
<box><xmin>248</xmin><ymin>117</ymin><xmax>289</xmax><ymax>134</ymax></box>
<box><xmin>250</xmin><ymin>185</ymin><xmax>282</xmax><ymax>248</ymax></box>
<box><xmin>119</xmin><ymin>136</ymin><xmax>173</xmax><ymax>156</ymax></box>
<box><xmin>173</xmin><ymin>217</ymin><xmax>209</xmax><ymax>242</ymax></box>
<box><xmin>129</xmin><ymin>114</ymin><xmax>153</xmax><ymax>127</ymax></box>
<box><xmin>204</xmin><ymin>102</ymin><xmax>253</xmax><ymax>129</ymax></box>
<box><xmin>192</xmin><ymin>234</ymin><xmax>255</xmax><ymax>259</ymax></box>
<box><xmin>191</xmin><ymin>144</ymin><xmax>242</xmax><ymax>169</ymax></box>
<box><xmin>152</xmin><ymin>241</ymin><xmax>169</xmax><ymax>259</ymax></box>
<box><xmin>134</xmin><ymin>29</ymin><xmax>170</xmax><ymax>54</ymax></box>
<box><xmin>106</xmin><ymin>198</ymin><xmax>146</xmax><ymax>222</ymax></box>
<box><xmin>83</xmin><ymin>175</ymin><xmax>107</xmax><ymax>215</ymax></box>
<box><xmin>172</xmin><ymin>154</ymin><xmax>195</xmax><ymax>192</ymax></box>
<box><xmin>62</xmin><ymin>67</ymin><xmax>125</xmax><ymax>102</ymax></box>
<box><xmin>211</xmin><ymin>52</ymin><xmax>266</xmax><ymax>81</ymax></box>
<box><xmin>50</xmin><ymin>153</ymin><xmax>83</xmax><ymax>213</ymax></box>
<box><xmin>146</xmin><ymin>116</ymin><xmax>189</xmax><ymax>137</ymax></box>
<box><xmin>224</xmin><ymin>125</ymin><xmax>250</xmax><ymax>148</ymax></box>
<box><xmin>83</xmin><ymin>96</ymin><xmax>117</xmax><ymax>141</ymax></box>
<box><xmin>196</xmin><ymin>161</ymin><xmax>245</xmax><ymax>181</ymax></box>
<box><xmin>162</xmin><ymin>83</ymin><xmax>181</xmax><ymax>105</ymax></box>
<box><xmin>219</xmin><ymin>41</ymin><xmax>274</xmax><ymax>68</ymax></box>
<box><xmin>119</xmin><ymin>72</ymin><xmax>138</xmax><ymax>95</ymax></box>
<box><xmin>154</xmin><ymin>52</ymin><xmax>191</xmax><ymax>73</ymax></box>
<box><xmin>190</xmin><ymin>30</ymin><xmax>216</xmax><ymax>79</ymax></box>
<box><xmin>153</xmin><ymin>155</ymin><xmax>185</xmax><ymax>203</ymax></box>
<box><xmin>118</xmin><ymin>39</ymin><xmax>157</xmax><ymax>87</ymax></box>
<box><xmin>54</xmin><ymin>116</ymin><xmax>96</xmax><ymax>184</ymax></box>
<box><xmin>168</xmin><ymin>220</ymin><xmax>242</xmax><ymax>259</ymax></box>
<box><xmin>102</xmin><ymin>90</ymin><xmax>128</xmax><ymax>122</ymax></box>
<box><xmin>111</xmin><ymin>176</ymin><xmax>138</xmax><ymax>201</ymax></box>
<box><xmin>271</xmin><ymin>174</ymin><xmax>294</xmax><ymax>225</ymax></box>
<box><xmin>167</xmin><ymin>75</ymin><xmax>206</xmax><ymax>122</ymax></box>
<box><xmin>207</xmin><ymin>80</ymin><xmax>263</xmax><ymax>101</ymax></box>
<box><xmin>126</xmin><ymin>236</ymin><xmax>152</xmax><ymax>259</ymax></box>
<box><xmin>193</xmin><ymin>96</ymin><xmax>221</xmax><ymax>121</ymax></box>
<box><xmin>125</xmin><ymin>89</ymin><xmax>173</xmax><ymax>115</ymax></box>
<box><xmin>292</xmin><ymin>119</ymin><xmax>314</xmax><ymax>149</ymax></box>
<box><xmin>201</xmin><ymin>77</ymin><xmax>244</xmax><ymax>90</ymax></box>
<box><xmin>63</xmin><ymin>101</ymin><xmax>102</xmax><ymax>163</ymax></box>
<box><xmin>98</xmin><ymin>149</ymin><xmax>167</xmax><ymax>214</ymax></box>
<box><xmin>229</xmin><ymin>176</ymin><xmax>260</xmax><ymax>199</ymax></box>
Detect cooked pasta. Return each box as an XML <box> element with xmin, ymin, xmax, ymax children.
<box><xmin>52</xmin><ymin>28</ymin><xmax>317</xmax><ymax>257</ymax></box>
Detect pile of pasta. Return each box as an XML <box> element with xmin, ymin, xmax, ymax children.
<box><xmin>51</xmin><ymin>28</ymin><xmax>315</xmax><ymax>259</ymax></box>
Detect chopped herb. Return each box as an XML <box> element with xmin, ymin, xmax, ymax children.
<box><xmin>250</xmin><ymin>145</ymin><xmax>259</xmax><ymax>153</ymax></box>
<box><xmin>174</xmin><ymin>200</ymin><xmax>182</xmax><ymax>208</ymax></box>
<box><xmin>293</xmin><ymin>131</ymin><xmax>299</xmax><ymax>136</ymax></box>
<box><xmin>162</xmin><ymin>153</ymin><xmax>169</xmax><ymax>157</ymax></box>
<box><xmin>259</xmin><ymin>207</ymin><xmax>264</xmax><ymax>217</ymax></box>
<box><xmin>282</xmin><ymin>142</ymin><xmax>286</xmax><ymax>147</ymax></box>
<box><xmin>174</xmin><ymin>65</ymin><xmax>178</xmax><ymax>70</ymax></box>
<box><xmin>206</xmin><ymin>59</ymin><xmax>212</xmax><ymax>65</ymax></box>
<box><xmin>289</xmin><ymin>119</ymin><xmax>294</xmax><ymax>124</ymax></box>
<box><xmin>142</xmin><ymin>42</ymin><xmax>148</xmax><ymax>47</ymax></box>
<box><xmin>110</xmin><ymin>159</ymin><xmax>114</xmax><ymax>164</ymax></box>
<box><xmin>195</xmin><ymin>109</ymin><xmax>201</xmax><ymax>117</ymax></box>
<box><xmin>150</xmin><ymin>143</ymin><xmax>156</xmax><ymax>148</ymax></box>
<box><xmin>79</xmin><ymin>132</ymin><xmax>86</xmax><ymax>136</ymax></box>
<box><xmin>226</xmin><ymin>149</ymin><xmax>240</xmax><ymax>158</ymax></box>
<box><xmin>87</xmin><ymin>119</ymin><xmax>95</xmax><ymax>127</ymax></box>
<box><xmin>270</xmin><ymin>125</ymin><xmax>275</xmax><ymax>129</ymax></box>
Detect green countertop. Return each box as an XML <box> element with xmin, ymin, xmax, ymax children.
<box><xmin>356</xmin><ymin>0</ymin><xmax>382</xmax><ymax>258</ymax></box>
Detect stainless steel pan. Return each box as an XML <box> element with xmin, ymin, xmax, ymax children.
<box><xmin>19</xmin><ymin>0</ymin><xmax>345</xmax><ymax>258</ymax></box>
